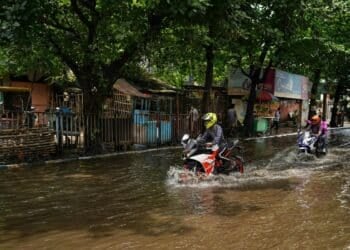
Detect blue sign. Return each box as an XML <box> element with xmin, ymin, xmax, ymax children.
<box><xmin>274</xmin><ymin>69</ymin><xmax>309</xmax><ymax>100</ymax></box>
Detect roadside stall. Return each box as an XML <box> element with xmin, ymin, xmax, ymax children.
<box><xmin>260</xmin><ymin>68</ymin><xmax>311</xmax><ymax>129</ymax></box>
<box><xmin>253</xmin><ymin>89</ymin><xmax>279</xmax><ymax>135</ymax></box>
<box><xmin>272</xmin><ymin>69</ymin><xmax>310</xmax><ymax>127</ymax></box>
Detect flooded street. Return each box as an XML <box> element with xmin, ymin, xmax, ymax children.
<box><xmin>0</xmin><ymin>129</ymin><xmax>349</xmax><ymax>249</ymax></box>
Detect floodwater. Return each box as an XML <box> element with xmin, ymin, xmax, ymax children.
<box><xmin>0</xmin><ymin>129</ymin><xmax>349</xmax><ymax>249</ymax></box>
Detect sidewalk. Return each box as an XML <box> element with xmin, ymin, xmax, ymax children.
<box><xmin>245</xmin><ymin>120</ymin><xmax>350</xmax><ymax>141</ymax></box>
<box><xmin>275</xmin><ymin>120</ymin><xmax>349</xmax><ymax>134</ymax></box>
<box><xmin>1</xmin><ymin>121</ymin><xmax>349</xmax><ymax>169</ymax></box>
<box><xmin>343</xmin><ymin>121</ymin><xmax>350</xmax><ymax>128</ymax></box>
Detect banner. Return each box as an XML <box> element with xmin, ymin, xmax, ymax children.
<box><xmin>274</xmin><ymin>69</ymin><xmax>309</xmax><ymax>100</ymax></box>
<box><xmin>262</xmin><ymin>68</ymin><xmax>275</xmax><ymax>93</ymax></box>
<box><xmin>227</xmin><ymin>68</ymin><xmax>251</xmax><ymax>95</ymax></box>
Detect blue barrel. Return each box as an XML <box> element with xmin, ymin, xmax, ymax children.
<box><xmin>160</xmin><ymin>121</ymin><xmax>172</xmax><ymax>143</ymax></box>
<box><xmin>146</xmin><ymin>121</ymin><xmax>157</xmax><ymax>144</ymax></box>
<box><xmin>133</xmin><ymin>109</ymin><xmax>149</xmax><ymax>125</ymax></box>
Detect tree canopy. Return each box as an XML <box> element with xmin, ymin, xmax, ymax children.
<box><xmin>0</xmin><ymin>0</ymin><xmax>349</xmax><ymax>119</ymax></box>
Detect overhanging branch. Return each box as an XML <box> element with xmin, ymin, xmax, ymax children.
<box><xmin>71</xmin><ymin>0</ymin><xmax>91</xmax><ymax>27</ymax></box>
<box><xmin>102</xmin><ymin>12</ymin><xmax>164</xmax><ymax>83</ymax></box>
<box><xmin>43</xmin><ymin>16</ymin><xmax>81</xmax><ymax>40</ymax></box>
<box><xmin>47</xmin><ymin>35</ymin><xmax>80</xmax><ymax>75</ymax></box>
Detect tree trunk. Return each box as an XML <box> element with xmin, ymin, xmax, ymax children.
<box><xmin>243</xmin><ymin>43</ymin><xmax>270</xmax><ymax>136</ymax></box>
<box><xmin>201</xmin><ymin>42</ymin><xmax>214</xmax><ymax>115</ymax></box>
<box><xmin>322</xmin><ymin>92</ymin><xmax>327</xmax><ymax>119</ymax></box>
<box><xmin>76</xmin><ymin>73</ymin><xmax>106</xmax><ymax>153</ymax></box>
<box><xmin>330</xmin><ymin>81</ymin><xmax>342</xmax><ymax>127</ymax></box>
<box><xmin>243</xmin><ymin>67</ymin><xmax>259</xmax><ymax>136</ymax></box>
<box><xmin>308</xmin><ymin>69</ymin><xmax>320</xmax><ymax>119</ymax></box>
<box><xmin>75</xmin><ymin>67</ymin><xmax>107</xmax><ymax>114</ymax></box>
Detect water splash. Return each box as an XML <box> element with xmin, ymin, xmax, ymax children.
<box><xmin>166</xmin><ymin>166</ymin><xmax>230</xmax><ymax>188</ymax></box>
<box><xmin>166</xmin><ymin>141</ymin><xmax>350</xmax><ymax>189</ymax></box>
<box><xmin>263</xmin><ymin>145</ymin><xmax>350</xmax><ymax>171</ymax></box>
<box><xmin>166</xmin><ymin>164</ymin><xmax>308</xmax><ymax>189</ymax></box>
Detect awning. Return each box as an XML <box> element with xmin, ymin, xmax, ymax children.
<box><xmin>0</xmin><ymin>86</ymin><xmax>31</xmax><ymax>92</ymax></box>
<box><xmin>256</xmin><ymin>89</ymin><xmax>279</xmax><ymax>102</ymax></box>
<box><xmin>146</xmin><ymin>89</ymin><xmax>177</xmax><ymax>94</ymax></box>
<box><xmin>113</xmin><ymin>79</ymin><xmax>151</xmax><ymax>98</ymax></box>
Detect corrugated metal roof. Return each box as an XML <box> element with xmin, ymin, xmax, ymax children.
<box><xmin>0</xmin><ymin>86</ymin><xmax>30</xmax><ymax>92</ymax></box>
<box><xmin>146</xmin><ymin>89</ymin><xmax>177</xmax><ymax>94</ymax></box>
<box><xmin>113</xmin><ymin>79</ymin><xmax>151</xmax><ymax>98</ymax></box>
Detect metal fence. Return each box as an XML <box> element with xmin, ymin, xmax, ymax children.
<box><xmin>81</xmin><ymin>112</ymin><xmax>203</xmax><ymax>153</ymax></box>
<box><xmin>0</xmin><ymin>111</ymin><xmax>49</xmax><ymax>130</ymax></box>
<box><xmin>0</xmin><ymin>110</ymin><xmax>203</xmax><ymax>155</ymax></box>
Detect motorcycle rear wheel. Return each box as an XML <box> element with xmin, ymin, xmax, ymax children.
<box><xmin>222</xmin><ymin>156</ymin><xmax>244</xmax><ymax>174</ymax></box>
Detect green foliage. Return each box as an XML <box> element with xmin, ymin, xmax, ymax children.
<box><xmin>0</xmin><ymin>0</ymin><xmax>349</xmax><ymax>105</ymax></box>
<box><xmin>142</xmin><ymin>0</ymin><xmax>247</xmax><ymax>87</ymax></box>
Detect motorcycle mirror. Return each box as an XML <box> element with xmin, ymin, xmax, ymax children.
<box><xmin>181</xmin><ymin>134</ymin><xmax>190</xmax><ymax>142</ymax></box>
<box><xmin>181</xmin><ymin>134</ymin><xmax>191</xmax><ymax>147</ymax></box>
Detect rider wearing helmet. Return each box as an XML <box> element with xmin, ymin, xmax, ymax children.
<box><xmin>198</xmin><ymin>112</ymin><xmax>224</xmax><ymax>146</ymax></box>
<box><xmin>308</xmin><ymin>115</ymin><xmax>321</xmax><ymax>134</ymax></box>
<box><xmin>306</xmin><ymin>114</ymin><xmax>328</xmax><ymax>152</ymax></box>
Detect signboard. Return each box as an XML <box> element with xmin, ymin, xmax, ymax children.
<box><xmin>262</xmin><ymin>68</ymin><xmax>275</xmax><ymax>92</ymax></box>
<box><xmin>274</xmin><ymin>69</ymin><xmax>309</xmax><ymax>100</ymax></box>
<box><xmin>227</xmin><ymin>68</ymin><xmax>251</xmax><ymax>95</ymax></box>
<box><xmin>301</xmin><ymin>79</ymin><xmax>312</xmax><ymax>100</ymax></box>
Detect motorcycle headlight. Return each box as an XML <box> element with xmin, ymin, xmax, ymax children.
<box><xmin>183</xmin><ymin>149</ymin><xmax>191</xmax><ymax>159</ymax></box>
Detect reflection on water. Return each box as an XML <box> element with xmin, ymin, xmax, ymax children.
<box><xmin>0</xmin><ymin>130</ymin><xmax>349</xmax><ymax>249</ymax></box>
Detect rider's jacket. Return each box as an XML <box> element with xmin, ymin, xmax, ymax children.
<box><xmin>320</xmin><ymin>120</ymin><xmax>328</xmax><ymax>134</ymax></box>
<box><xmin>198</xmin><ymin>124</ymin><xmax>224</xmax><ymax>145</ymax></box>
<box><xmin>307</xmin><ymin>120</ymin><xmax>328</xmax><ymax>136</ymax></box>
<box><xmin>310</xmin><ymin>124</ymin><xmax>320</xmax><ymax>134</ymax></box>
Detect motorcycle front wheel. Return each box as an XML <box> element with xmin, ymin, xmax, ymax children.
<box><xmin>183</xmin><ymin>160</ymin><xmax>205</xmax><ymax>174</ymax></box>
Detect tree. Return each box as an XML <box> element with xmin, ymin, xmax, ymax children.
<box><xmin>236</xmin><ymin>0</ymin><xmax>310</xmax><ymax>135</ymax></box>
<box><xmin>142</xmin><ymin>0</ymin><xmax>247</xmax><ymax>114</ymax></box>
<box><xmin>0</xmin><ymin>0</ymin><xmax>182</xmax><ymax>112</ymax></box>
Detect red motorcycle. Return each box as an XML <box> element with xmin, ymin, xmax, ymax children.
<box><xmin>180</xmin><ymin>134</ymin><xmax>244</xmax><ymax>179</ymax></box>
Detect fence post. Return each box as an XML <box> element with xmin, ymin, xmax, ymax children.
<box><xmin>55</xmin><ymin>111</ymin><xmax>63</xmax><ymax>154</ymax></box>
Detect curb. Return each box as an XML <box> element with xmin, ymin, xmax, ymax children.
<box><xmin>0</xmin><ymin>146</ymin><xmax>183</xmax><ymax>170</ymax></box>
<box><xmin>244</xmin><ymin>126</ymin><xmax>350</xmax><ymax>141</ymax></box>
<box><xmin>1</xmin><ymin>127</ymin><xmax>349</xmax><ymax>170</ymax></box>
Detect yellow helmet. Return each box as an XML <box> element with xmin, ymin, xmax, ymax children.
<box><xmin>202</xmin><ymin>112</ymin><xmax>217</xmax><ymax>129</ymax></box>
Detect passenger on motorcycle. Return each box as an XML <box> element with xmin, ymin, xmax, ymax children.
<box><xmin>197</xmin><ymin>112</ymin><xmax>224</xmax><ymax>147</ymax></box>
<box><xmin>305</xmin><ymin>115</ymin><xmax>328</xmax><ymax>152</ymax></box>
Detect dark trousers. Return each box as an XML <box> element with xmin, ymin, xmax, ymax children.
<box><xmin>316</xmin><ymin>134</ymin><xmax>327</xmax><ymax>149</ymax></box>
<box><xmin>270</xmin><ymin>120</ymin><xmax>279</xmax><ymax>133</ymax></box>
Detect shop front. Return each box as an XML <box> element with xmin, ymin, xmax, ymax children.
<box><xmin>262</xmin><ymin>68</ymin><xmax>312</xmax><ymax>128</ymax></box>
<box><xmin>227</xmin><ymin>67</ymin><xmax>312</xmax><ymax>134</ymax></box>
